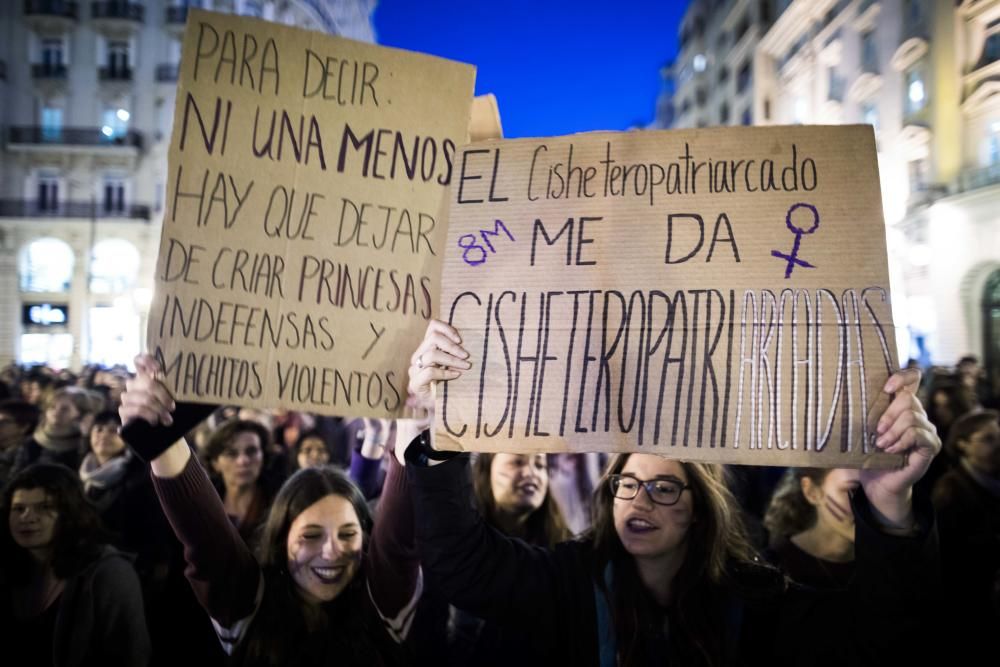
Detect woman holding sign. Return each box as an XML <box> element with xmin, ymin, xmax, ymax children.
<box><xmin>119</xmin><ymin>355</ymin><xmax>422</xmax><ymax>666</ymax></box>
<box><xmin>401</xmin><ymin>320</ymin><xmax>940</xmax><ymax>666</ymax></box>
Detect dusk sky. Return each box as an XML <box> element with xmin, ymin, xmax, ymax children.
<box><xmin>373</xmin><ymin>0</ymin><xmax>688</xmax><ymax>138</ymax></box>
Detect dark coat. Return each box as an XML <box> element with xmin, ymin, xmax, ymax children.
<box><xmin>409</xmin><ymin>455</ymin><xmax>940</xmax><ymax>667</ymax></box>
<box><xmin>932</xmin><ymin>464</ymin><xmax>1000</xmax><ymax>663</ymax></box>
<box><xmin>5</xmin><ymin>546</ymin><xmax>151</xmax><ymax>667</ymax></box>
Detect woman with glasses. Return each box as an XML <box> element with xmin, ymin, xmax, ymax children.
<box><xmin>400</xmin><ymin>320</ymin><xmax>941</xmax><ymax>666</ymax></box>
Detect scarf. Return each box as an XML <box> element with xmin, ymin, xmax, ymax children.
<box><xmin>79</xmin><ymin>450</ymin><xmax>132</xmax><ymax>493</ymax></box>
<box><xmin>33</xmin><ymin>425</ymin><xmax>82</xmax><ymax>453</ymax></box>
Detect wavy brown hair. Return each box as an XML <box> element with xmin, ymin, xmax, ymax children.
<box><xmin>762</xmin><ymin>468</ymin><xmax>831</xmax><ymax>543</ymax></box>
<box><xmin>1</xmin><ymin>464</ymin><xmax>107</xmax><ymax>580</ymax></box>
<box><xmin>472</xmin><ymin>453</ymin><xmax>572</xmax><ymax>548</ymax></box>
<box><xmin>589</xmin><ymin>453</ymin><xmax>758</xmax><ymax>666</ymax></box>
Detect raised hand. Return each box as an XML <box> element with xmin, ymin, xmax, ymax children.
<box><xmin>120</xmin><ymin>355</ymin><xmax>175</xmax><ymax>427</ymax></box>
<box><xmin>860</xmin><ymin>368</ymin><xmax>941</xmax><ymax>530</ymax></box>
<box><xmin>406</xmin><ymin>320</ymin><xmax>471</xmax><ymax>416</ymax></box>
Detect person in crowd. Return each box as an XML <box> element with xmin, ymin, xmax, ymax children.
<box><xmin>545</xmin><ymin>453</ymin><xmax>606</xmax><ymax>536</ymax></box>
<box><xmin>0</xmin><ymin>463</ymin><xmax>150</xmax><ymax>666</ymax></box>
<box><xmin>21</xmin><ymin>370</ymin><xmax>54</xmax><ymax>407</ymax></box>
<box><xmin>201</xmin><ymin>419</ymin><xmax>279</xmax><ymax>547</ymax></box>
<box><xmin>0</xmin><ymin>400</ymin><xmax>40</xmax><ymax>485</ymax></box>
<box><xmin>926</xmin><ymin>374</ymin><xmax>975</xmax><ymax>445</ymax></box>
<box><xmin>932</xmin><ymin>409</ymin><xmax>1000</xmax><ymax>663</ymax></box>
<box><xmin>472</xmin><ymin>452</ymin><xmax>571</xmax><ymax>548</ymax></box>
<box><xmin>430</xmin><ymin>451</ymin><xmax>573</xmax><ymax>665</ymax></box>
<box><xmin>957</xmin><ymin>355</ymin><xmax>997</xmax><ymax>409</ymax></box>
<box><xmin>13</xmin><ymin>386</ymin><xmax>100</xmax><ymax>474</ymax></box>
<box><xmin>79</xmin><ymin>411</ymin><xmax>132</xmax><ymax>499</ymax></box>
<box><xmin>917</xmin><ymin>373</ymin><xmax>977</xmax><ymax>501</ymax></box>
<box><xmin>762</xmin><ymin>467</ymin><xmax>861</xmax><ymax>589</ymax></box>
<box><xmin>294</xmin><ymin>422</ymin><xmax>390</xmax><ymax>501</ymax></box>
<box><xmin>79</xmin><ymin>411</ymin><xmax>175</xmax><ymax>581</ymax></box>
<box><xmin>295</xmin><ymin>430</ymin><xmax>336</xmax><ymax>470</ymax></box>
<box><xmin>119</xmin><ymin>354</ymin><xmax>423</xmax><ymax>666</ymax></box>
<box><xmin>81</xmin><ymin>410</ymin><xmax>220</xmax><ymax>665</ymax></box>
<box><xmin>401</xmin><ymin>320</ymin><xmax>940</xmax><ymax>666</ymax></box>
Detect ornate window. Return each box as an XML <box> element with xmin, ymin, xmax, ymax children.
<box><xmin>90</xmin><ymin>238</ymin><xmax>139</xmax><ymax>293</ymax></box>
<box><xmin>20</xmin><ymin>238</ymin><xmax>74</xmax><ymax>293</ymax></box>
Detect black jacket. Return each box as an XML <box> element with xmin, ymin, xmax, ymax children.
<box><xmin>409</xmin><ymin>455</ymin><xmax>939</xmax><ymax>666</ymax></box>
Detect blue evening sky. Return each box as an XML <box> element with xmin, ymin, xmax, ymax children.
<box><xmin>373</xmin><ymin>0</ymin><xmax>688</xmax><ymax>138</ymax></box>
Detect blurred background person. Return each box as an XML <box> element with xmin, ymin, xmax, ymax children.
<box><xmin>0</xmin><ymin>400</ymin><xmax>40</xmax><ymax>486</ymax></box>
<box><xmin>932</xmin><ymin>409</ymin><xmax>1000</xmax><ymax>663</ymax></box>
<box><xmin>1</xmin><ymin>464</ymin><xmax>150</xmax><ymax>666</ymax></box>
<box><xmin>13</xmin><ymin>386</ymin><xmax>99</xmax><ymax>474</ymax></box>
<box><xmin>201</xmin><ymin>419</ymin><xmax>281</xmax><ymax>548</ymax></box>
<box><xmin>763</xmin><ymin>468</ymin><xmax>861</xmax><ymax>589</ymax></box>
<box><xmin>424</xmin><ymin>452</ymin><xmax>573</xmax><ymax>666</ymax></box>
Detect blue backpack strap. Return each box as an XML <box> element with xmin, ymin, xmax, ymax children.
<box><xmin>593</xmin><ymin>563</ymin><xmax>617</xmax><ymax>667</ymax></box>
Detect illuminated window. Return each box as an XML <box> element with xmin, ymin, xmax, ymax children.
<box><xmin>906</xmin><ymin>69</ymin><xmax>926</xmax><ymax>114</ymax></box>
<box><xmin>20</xmin><ymin>333</ymin><xmax>73</xmax><ymax>368</ymax></box>
<box><xmin>88</xmin><ymin>305</ymin><xmax>139</xmax><ymax>366</ymax></box>
<box><xmin>90</xmin><ymin>238</ymin><xmax>139</xmax><ymax>293</ymax></box>
<box><xmin>20</xmin><ymin>238</ymin><xmax>74</xmax><ymax>293</ymax></box>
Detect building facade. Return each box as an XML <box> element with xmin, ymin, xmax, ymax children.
<box><xmin>753</xmin><ymin>0</ymin><xmax>1000</xmax><ymax>391</ymax></box>
<box><xmin>658</xmin><ymin>0</ymin><xmax>1000</xmax><ymax>392</ymax></box>
<box><xmin>0</xmin><ymin>0</ymin><xmax>376</xmax><ymax>369</ymax></box>
<box><xmin>656</xmin><ymin>0</ymin><xmax>778</xmax><ymax>129</ymax></box>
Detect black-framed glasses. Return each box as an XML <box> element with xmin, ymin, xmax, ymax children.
<box><xmin>609</xmin><ymin>474</ymin><xmax>690</xmax><ymax>506</ymax></box>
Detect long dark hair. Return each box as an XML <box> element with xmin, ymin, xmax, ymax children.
<box><xmin>1</xmin><ymin>464</ymin><xmax>107</xmax><ymax>579</ymax></box>
<box><xmin>472</xmin><ymin>452</ymin><xmax>572</xmax><ymax>548</ymax></box>
<box><xmin>589</xmin><ymin>454</ymin><xmax>758</xmax><ymax>666</ymax></box>
<box><xmin>239</xmin><ymin>465</ymin><xmax>383</xmax><ymax>666</ymax></box>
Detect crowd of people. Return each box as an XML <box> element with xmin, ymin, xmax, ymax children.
<box><xmin>0</xmin><ymin>333</ymin><xmax>996</xmax><ymax>666</ymax></box>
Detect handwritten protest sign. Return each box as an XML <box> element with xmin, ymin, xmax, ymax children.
<box><xmin>148</xmin><ymin>10</ymin><xmax>475</xmax><ymax>417</ymax></box>
<box><xmin>436</xmin><ymin>125</ymin><xmax>899</xmax><ymax>467</ymax></box>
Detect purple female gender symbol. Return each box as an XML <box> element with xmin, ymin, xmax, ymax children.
<box><xmin>771</xmin><ymin>202</ymin><xmax>820</xmax><ymax>279</ymax></box>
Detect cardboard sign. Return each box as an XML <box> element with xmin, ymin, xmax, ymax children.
<box><xmin>148</xmin><ymin>10</ymin><xmax>475</xmax><ymax>417</ymax></box>
<box><xmin>436</xmin><ymin>125</ymin><xmax>900</xmax><ymax>467</ymax></box>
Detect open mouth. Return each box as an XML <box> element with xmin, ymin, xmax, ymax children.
<box><xmin>516</xmin><ymin>482</ymin><xmax>539</xmax><ymax>496</ymax></box>
<box><xmin>625</xmin><ymin>517</ymin><xmax>658</xmax><ymax>534</ymax></box>
<box><xmin>311</xmin><ymin>565</ymin><xmax>347</xmax><ymax>584</ymax></box>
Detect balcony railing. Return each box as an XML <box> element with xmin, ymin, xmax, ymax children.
<box><xmin>0</xmin><ymin>199</ymin><xmax>151</xmax><ymax>220</ymax></box>
<box><xmin>8</xmin><ymin>125</ymin><xmax>144</xmax><ymax>150</ymax></box>
<box><xmin>165</xmin><ymin>5</ymin><xmax>188</xmax><ymax>24</ymax></box>
<box><xmin>32</xmin><ymin>63</ymin><xmax>68</xmax><ymax>79</ymax></box>
<box><xmin>24</xmin><ymin>0</ymin><xmax>79</xmax><ymax>20</ymax></box>
<box><xmin>958</xmin><ymin>162</ymin><xmax>1000</xmax><ymax>194</ymax></box>
<box><xmin>155</xmin><ymin>63</ymin><xmax>179</xmax><ymax>82</ymax></box>
<box><xmin>90</xmin><ymin>1</ymin><xmax>144</xmax><ymax>21</ymax></box>
<box><xmin>98</xmin><ymin>66</ymin><xmax>133</xmax><ymax>81</ymax></box>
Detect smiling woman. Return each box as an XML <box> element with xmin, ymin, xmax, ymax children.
<box><xmin>119</xmin><ymin>354</ymin><xmax>424</xmax><ymax>665</ymax></box>
<box><xmin>402</xmin><ymin>318</ymin><xmax>943</xmax><ymax>666</ymax></box>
